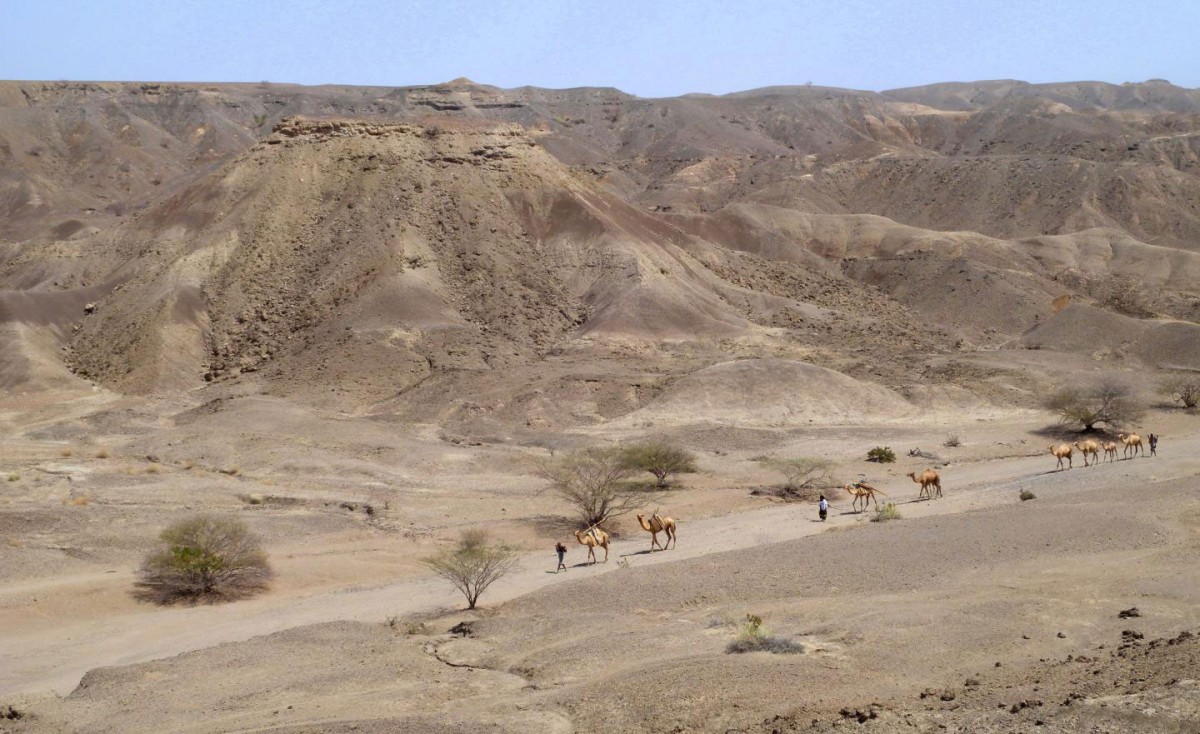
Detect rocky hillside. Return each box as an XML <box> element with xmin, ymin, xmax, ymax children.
<box><xmin>3</xmin><ymin>78</ymin><xmax>1199</xmax><ymax>422</ymax></box>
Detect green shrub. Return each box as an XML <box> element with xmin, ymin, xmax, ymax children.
<box><xmin>619</xmin><ymin>442</ymin><xmax>698</xmax><ymax>488</ymax></box>
<box><xmin>1019</xmin><ymin>489</ymin><xmax>1036</xmax><ymax>501</ymax></box>
<box><xmin>872</xmin><ymin>502</ymin><xmax>902</xmax><ymax>522</ymax></box>
<box><xmin>136</xmin><ymin>515</ymin><xmax>272</xmax><ymax>603</ymax></box>
<box><xmin>866</xmin><ymin>446</ymin><xmax>896</xmax><ymax>463</ymax></box>
<box><xmin>423</xmin><ymin>529</ymin><xmax>519</xmax><ymax>610</ymax></box>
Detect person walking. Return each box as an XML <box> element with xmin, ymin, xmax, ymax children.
<box><xmin>818</xmin><ymin>495</ymin><xmax>829</xmax><ymax>522</ymax></box>
<box><xmin>555</xmin><ymin>541</ymin><xmax>568</xmax><ymax>572</ymax></box>
<box><xmin>1148</xmin><ymin>433</ymin><xmax>1158</xmax><ymax>456</ymax></box>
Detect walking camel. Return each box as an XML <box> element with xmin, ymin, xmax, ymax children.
<box><xmin>907</xmin><ymin>469</ymin><xmax>942</xmax><ymax>500</ymax></box>
<box><xmin>844</xmin><ymin>481</ymin><xmax>886</xmax><ymax>512</ymax></box>
<box><xmin>1049</xmin><ymin>443</ymin><xmax>1073</xmax><ymax>470</ymax></box>
<box><xmin>574</xmin><ymin>527</ymin><xmax>610</xmax><ymax>564</ymax></box>
<box><xmin>1046</xmin><ymin>441</ymin><xmax>1075</xmax><ymax>470</ymax></box>
<box><xmin>1118</xmin><ymin>433</ymin><xmax>1145</xmax><ymax>459</ymax></box>
<box><xmin>636</xmin><ymin>512</ymin><xmax>677</xmax><ymax>551</ymax></box>
<box><xmin>1102</xmin><ymin>441</ymin><xmax>1119</xmax><ymax>463</ymax></box>
<box><xmin>1073</xmin><ymin>440</ymin><xmax>1101</xmax><ymax>467</ymax></box>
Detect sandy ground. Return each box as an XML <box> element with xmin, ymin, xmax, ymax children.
<box><xmin>2</xmin><ymin>389</ymin><xmax>1198</xmax><ymax>732</ymax></box>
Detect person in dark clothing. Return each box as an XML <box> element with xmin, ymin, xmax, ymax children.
<box><xmin>1148</xmin><ymin>433</ymin><xmax>1158</xmax><ymax>456</ymax></box>
<box><xmin>555</xmin><ymin>541</ymin><xmax>568</xmax><ymax>572</ymax></box>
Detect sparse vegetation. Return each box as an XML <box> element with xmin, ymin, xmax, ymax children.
<box><xmin>943</xmin><ymin>434</ymin><xmax>961</xmax><ymax>448</ymax></box>
<box><xmin>66</xmin><ymin>494</ymin><xmax>91</xmax><ymax>506</ymax></box>
<box><xmin>619</xmin><ymin>442</ymin><xmax>698</xmax><ymax>488</ymax></box>
<box><xmin>59</xmin><ymin>448</ymin><xmax>73</xmax><ymax>458</ymax></box>
<box><xmin>422</xmin><ymin>529</ymin><xmax>518</xmax><ymax>610</ymax></box>
<box><xmin>755</xmin><ymin>457</ymin><xmax>835</xmax><ymax>501</ymax></box>
<box><xmin>1095</xmin><ymin>274</ymin><xmax>1155</xmax><ymax>317</ymax></box>
<box><xmin>145</xmin><ymin>465</ymin><xmax>160</xmax><ymax>474</ymax></box>
<box><xmin>866</xmin><ymin>446</ymin><xmax>896</xmax><ymax>463</ymax></box>
<box><xmin>725</xmin><ymin>614</ymin><xmax>805</xmax><ymax>654</ymax></box>
<box><xmin>1160</xmin><ymin>375</ymin><xmax>1200</xmax><ymax>409</ymax></box>
<box><xmin>534</xmin><ymin>447</ymin><xmax>652</xmax><ymax>527</ymax></box>
<box><xmin>6</xmin><ymin>473</ymin><xmax>18</xmax><ymax>482</ymax></box>
<box><xmin>1044</xmin><ymin>377</ymin><xmax>1144</xmax><ymax>431</ymax></box>
<box><xmin>1020</xmin><ymin>489</ymin><xmax>1037</xmax><ymax>501</ymax></box>
<box><xmin>136</xmin><ymin>515</ymin><xmax>272</xmax><ymax>603</ymax></box>
<box><xmin>95</xmin><ymin>449</ymin><xmax>110</xmax><ymax>459</ymax></box>
<box><xmin>872</xmin><ymin>502</ymin><xmax>902</xmax><ymax>522</ymax></box>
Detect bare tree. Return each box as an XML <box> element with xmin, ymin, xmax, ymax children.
<box><xmin>534</xmin><ymin>447</ymin><xmax>651</xmax><ymax>527</ymax></box>
<box><xmin>422</xmin><ymin>529</ymin><xmax>519</xmax><ymax>610</ymax></box>
<box><xmin>620</xmin><ymin>442</ymin><xmax>698</xmax><ymax>488</ymax></box>
<box><xmin>136</xmin><ymin>515</ymin><xmax>272</xmax><ymax>603</ymax></box>
<box><xmin>766</xmin><ymin>457</ymin><xmax>834</xmax><ymax>492</ymax></box>
<box><xmin>1044</xmin><ymin>377</ymin><xmax>1144</xmax><ymax>431</ymax></box>
<box><xmin>1160</xmin><ymin>375</ymin><xmax>1200</xmax><ymax>409</ymax></box>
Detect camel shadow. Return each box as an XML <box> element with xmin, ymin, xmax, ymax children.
<box><xmin>619</xmin><ymin>549</ymin><xmax>656</xmax><ymax>558</ymax></box>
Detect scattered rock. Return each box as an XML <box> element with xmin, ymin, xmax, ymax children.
<box><xmin>448</xmin><ymin>620</ymin><xmax>476</xmax><ymax>638</ymax></box>
<box><xmin>1118</xmin><ymin>607</ymin><xmax>1141</xmax><ymax>619</ymax></box>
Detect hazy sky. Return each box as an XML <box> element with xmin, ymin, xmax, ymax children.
<box><xmin>3</xmin><ymin>0</ymin><xmax>1197</xmax><ymax>96</ymax></box>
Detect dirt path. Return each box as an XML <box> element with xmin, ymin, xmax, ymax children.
<box><xmin>3</xmin><ymin>429</ymin><xmax>1196</xmax><ymax>697</ymax></box>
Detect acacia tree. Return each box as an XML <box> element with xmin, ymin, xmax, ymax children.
<box><xmin>767</xmin><ymin>457</ymin><xmax>834</xmax><ymax>493</ymax></box>
<box><xmin>1044</xmin><ymin>377</ymin><xmax>1144</xmax><ymax>431</ymax></box>
<box><xmin>137</xmin><ymin>515</ymin><xmax>272</xmax><ymax>603</ymax></box>
<box><xmin>1160</xmin><ymin>375</ymin><xmax>1200</xmax><ymax>409</ymax></box>
<box><xmin>535</xmin><ymin>447</ymin><xmax>651</xmax><ymax>527</ymax></box>
<box><xmin>620</xmin><ymin>442</ymin><xmax>698</xmax><ymax>488</ymax></box>
<box><xmin>422</xmin><ymin>529</ymin><xmax>518</xmax><ymax>610</ymax></box>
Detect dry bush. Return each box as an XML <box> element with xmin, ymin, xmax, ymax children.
<box><xmin>620</xmin><ymin>442</ymin><xmax>698</xmax><ymax>488</ymax></box>
<box><xmin>95</xmin><ymin>449</ymin><xmax>110</xmax><ymax>459</ymax></box>
<box><xmin>1095</xmin><ymin>275</ymin><xmax>1155</xmax><ymax>317</ymax></box>
<box><xmin>872</xmin><ymin>503</ymin><xmax>902</xmax><ymax>522</ymax></box>
<box><xmin>59</xmin><ymin>448</ymin><xmax>73</xmax><ymax>458</ymax></box>
<box><xmin>136</xmin><ymin>515</ymin><xmax>272</xmax><ymax>603</ymax></box>
<box><xmin>725</xmin><ymin>614</ymin><xmax>804</xmax><ymax>654</ymax></box>
<box><xmin>1044</xmin><ymin>377</ymin><xmax>1144</xmax><ymax>431</ymax></box>
<box><xmin>6</xmin><ymin>474</ymin><xmax>18</xmax><ymax>483</ymax></box>
<box><xmin>422</xmin><ymin>529</ymin><xmax>518</xmax><ymax>610</ymax></box>
<box><xmin>145</xmin><ymin>465</ymin><xmax>160</xmax><ymax>474</ymax></box>
<box><xmin>1019</xmin><ymin>489</ymin><xmax>1037</xmax><ymax>501</ymax></box>
<box><xmin>534</xmin><ymin>447</ymin><xmax>653</xmax><ymax>527</ymax></box>
<box><xmin>754</xmin><ymin>457</ymin><xmax>835</xmax><ymax>501</ymax></box>
<box><xmin>943</xmin><ymin>434</ymin><xmax>961</xmax><ymax>448</ymax></box>
<box><xmin>1160</xmin><ymin>375</ymin><xmax>1200</xmax><ymax>409</ymax></box>
<box><xmin>66</xmin><ymin>495</ymin><xmax>91</xmax><ymax>506</ymax></box>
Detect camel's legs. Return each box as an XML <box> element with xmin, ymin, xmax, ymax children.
<box><xmin>666</xmin><ymin>526</ymin><xmax>676</xmax><ymax>549</ymax></box>
<box><xmin>602</xmin><ymin>544</ymin><xmax>609</xmax><ymax>562</ymax></box>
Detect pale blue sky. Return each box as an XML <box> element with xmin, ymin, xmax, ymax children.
<box><xmin>2</xmin><ymin>0</ymin><xmax>1197</xmax><ymax>96</ymax></box>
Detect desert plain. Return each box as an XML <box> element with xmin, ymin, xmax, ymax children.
<box><xmin>1</xmin><ymin>77</ymin><xmax>1199</xmax><ymax>732</ymax></box>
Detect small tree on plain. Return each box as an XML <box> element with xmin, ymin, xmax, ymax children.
<box><xmin>534</xmin><ymin>447</ymin><xmax>650</xmax><ymax>527</ymax></box>
<box><xmin>422</xmin><ymin>529</ymin><xmax>519</xmax><ymax>610</ymax></box>
<box><xmin>767</xmin><ymin>457</ymin><xmax>834</xmax><ymax>492</ymax></box>
<box><xmin>620</xmin><ymin>442</ymin><xmax>698</xmax><ymax>488</ymax></box>
<box><xmin>1044</xmin><ymin>377</ymin><xmax>1144</xmax><ymax>431</ymax></box>
<box><xmin>137</xmin><ymin>515</ymin><xmax>272</xmax><ymax>603</ymax></box>
<box><xmin>1160</xmin><ymin>375</ymin><xmax>1200</xmax><ymax>409</ymax></box>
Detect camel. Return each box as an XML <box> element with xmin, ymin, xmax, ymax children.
<box><xmin>1117</xmin><ymin>433</ymin><xmax>1145</xmax><ymax>459</ymax></box>
<box><xmin>1073</xmin><ymin>440</ymin><xmax>1101</xmax><ymax>467</ymax></box>
<box><xmin>844</xmin><ymin>482</ymin><xmax>886</xmax><ymax>512</ymax></box>
<box><xmin>574</xmin><ymin>527</ymin><xmax>610</xmax><ymax>564</ymax></box>
<box><xmin>1102</xmin><ymin>441</ymin><xmax>1119</xmax><ymax>463</ymax></box>
<box><xmin>906</xmin><ymin>469</ymin><xmax>942</xmax><ymax>500</ymax></box>
<box><xmin>1049</xmin><ymin>443</ymin><xmax>1073</xmax><ymax>470</ymax></box>
<box><xmin>636</xmin><ymin>512</ymin><xmax>677</xmax><ymax>551</ymax></box>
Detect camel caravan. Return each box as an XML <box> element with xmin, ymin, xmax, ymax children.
<box><xmin>1050</xmin><ymin>432</ymin><xmax>1157</xmax><ymax>470</ymax></box>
